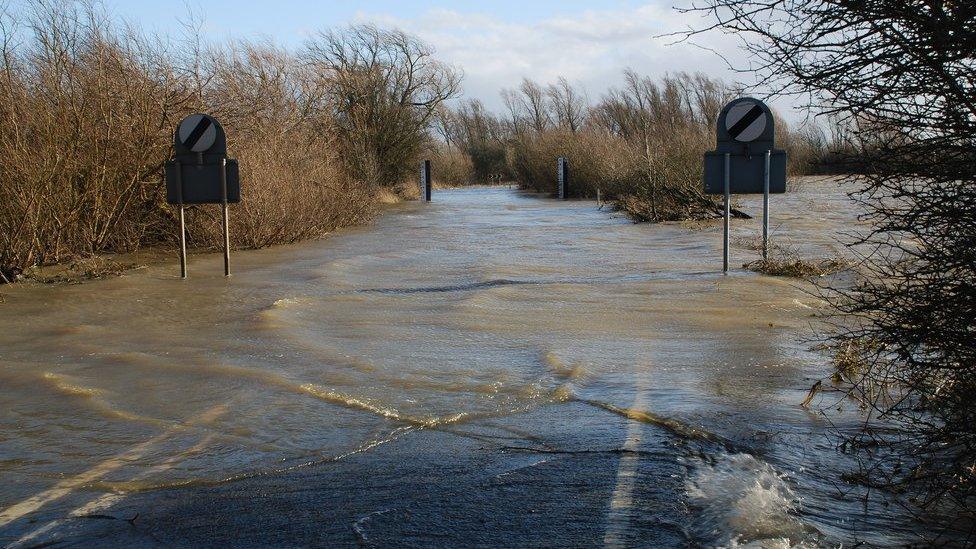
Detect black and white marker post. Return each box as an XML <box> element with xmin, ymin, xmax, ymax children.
<box><xmin>165</xmin><ymin>113</ymin><xmax>241</xmax><ymax>278</ymax></box>
<box><xmin>703</xmin><ymin>98</ymin><xmax>787</xmax><ymax>273</ymax></box>
<box><xmin>557</xmin><ymin>157</ymin><xmax>569</xmax><ymax>200</ymax></box>
<box><xmin>420</xmin><ymin>159</ymin><xmax>432</xmax><ymax>202</ymax></box>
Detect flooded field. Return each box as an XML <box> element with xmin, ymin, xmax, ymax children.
<box><xmin>0</xmin><ymin>179</ymin><xmax>937</xmax><ymax>546</ymax></box>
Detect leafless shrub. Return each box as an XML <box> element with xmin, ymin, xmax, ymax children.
<box><xmin>500</xmin><ymin>71</ymin><xmax>768</xmax><ymax>220</ymax></box>
<box><xmin>190</xmin><ymin>41</ymin><xmax>376</xmax><ymax>249</ymax></box>
<box><xmin>0</xmin><ymin>1</ymin><xmax>187</xmax><ymax>273</ymax></box>
<box><xmin>0</xmin><ymin>5</ymin><xmax>453</xmax><ymax>276</ymax></box>
<box><xmin>433</xmin><ymin>100</ymin><xmax>509</xmax><ymax>182</ymax></box>
<box><xmin>507</xmin><ymin>128</ymin><xmax>633</xmax><ymax>198</ymax></box>
<box><xmin>685</xmin><ymin>0</ymin><xmax>976</xmax><ymax>538</ymax></box>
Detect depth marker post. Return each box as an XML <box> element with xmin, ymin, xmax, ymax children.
<box><xmin>557</xmin><ymin>157</ymin><xmax>568</xmax><ymax>199</ymax></box>
<box><xmin>421</xmin><ymin>159</ymin><xmax>432</xmax><ymax>202</ymax></box>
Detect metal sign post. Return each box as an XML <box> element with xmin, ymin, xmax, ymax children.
<box><xmin>173</xmin><ymin>159</ymin><xmax>187</xmax><ymax>279</ymax></box>
<box><xmin>165</xmin><ymin>113</ymin><xmax>241</xmax><ymax>278</ymax></box>
<box><xmin>724</xmin><ymin>153</ymin><xmax>731</xmax><ymax>273</ymax></box>
<box><xmin>703</xmin><ymin>97</ymin><xmax>788</xmax><ymax>273</ymax></box>
<box><xmin>763</xmin><ymin>150</ymin><xmax>771</xmax><ymax>260</ymax></box>
<box><xmin>220</xmin><ymin>157</ymin><xmax>230</xmax><ymax>276</ymax></box>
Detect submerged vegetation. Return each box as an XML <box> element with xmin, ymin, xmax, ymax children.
<box><xmin>743</xmin><ymin>243</ymin><xmax>848</xmax><ymax>278</ymax></box>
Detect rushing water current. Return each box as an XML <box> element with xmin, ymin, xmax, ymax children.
<box><xmin>0</xmin><ymin>180</ymin><xmax>944</xmax><ymax>546</ymax></box>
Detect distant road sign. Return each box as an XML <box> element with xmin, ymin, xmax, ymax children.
<box><xmin>724</xmin><ymin>100</ymin><xmax>768</xmax><ymax>142</ymax></box>
<box><xmin>178</xmin><ymin>114</ymin><xmax>218</xmax><ymax>153</ymax></box>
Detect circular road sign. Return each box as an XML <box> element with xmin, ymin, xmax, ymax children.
<box><xmin>177</xmin><ymin>113</ymin><xmax>218</xmax><ymax>153</ymax></box>
<box><xmin>724</xmin><ymin>100</ymin><xmax>767</xmax><ymax>143</ymax></box>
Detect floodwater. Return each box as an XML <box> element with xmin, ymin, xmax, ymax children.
<box><xmin>0</xmin><ymin>179</ymin><xmax>941</xmax><ymax>546</ymax></box>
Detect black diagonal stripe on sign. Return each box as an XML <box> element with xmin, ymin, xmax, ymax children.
<box><xmin>728</xmin><ymin>104</ymin><xmax>764</xmax><ymax>140</ymax></box>
<box><xmin>182</xmin><ymin>117</ymin><xmax>212</xmax><ymax>150</ymax></box>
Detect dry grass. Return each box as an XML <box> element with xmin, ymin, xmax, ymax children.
<box><xmin>745</xmin><ymin>257</ymin><xmax>848</xmax><ymax>277</ymax></box>
<box><xmin>744</xmin><ymin>243</ymin><xmax>849</xmax><ymax>278</ymax></box>
<box><xmin>832</xmin><ymin>338</ymin><xmax>872</xmax><ymax>385</ymax></box>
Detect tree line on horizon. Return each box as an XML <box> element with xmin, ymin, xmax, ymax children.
<box><xmin>430</xmin><ymin>70</ymin><xmax>847</xmax><ymax>221</ymax></box>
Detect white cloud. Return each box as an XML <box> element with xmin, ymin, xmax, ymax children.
<box><xmin>351</xmin><ymin>3</ymin><xmax>802</xmax><ymax>119</ymax></box>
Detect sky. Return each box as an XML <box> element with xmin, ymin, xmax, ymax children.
<box><xmin>98</xmin><ymin>0</ymin><xmax>801</xmax><ymax>119</ymax></box>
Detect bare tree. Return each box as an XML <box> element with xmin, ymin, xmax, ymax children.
<box><xmin>301</xmin><ymin>25</ymin><xmax>461</xmax><ymax>186</ymax></box>
<box><xmin>0</xmin><ymin>0</ymin><xmax>188</xmax><ymax>273</ymax></box>
<box><xmin>591</xmin><ymin>71</ymin><xmax>736</xmax><ymax>219</ymax></box>
<box><xmin>500</xmin><ymin>87</ymin><xmax>527</xmax><ymax>138</ymax></box>
<box><xmin>546</xmin><ymin>77</ymin><xmax>586</xmax><ymax>133</ymax></box>
<box><xmin>518</xmin><ymin>78</ymin><xmax>552</xmax><ymax>133</ymax></box>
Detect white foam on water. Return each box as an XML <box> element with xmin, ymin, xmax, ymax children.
<box><xmin>686</xmin><ymin>453</ymin><xmax>819</xmax><ymax>548</ymax></box>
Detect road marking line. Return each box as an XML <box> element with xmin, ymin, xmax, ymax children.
<box><xmin>0</xmin><ymin>404</ymin><xmax>226</xmax><ymax>529</ymax></box>
<box><xmin>10</xmin><ymin>433</ymin><xmax>217</xmax><ymax>548</ymax></box>
<box><xmin>603</xmin><ymin>375</ymin><xmax>651</xmax><ymax>548</ymax></box>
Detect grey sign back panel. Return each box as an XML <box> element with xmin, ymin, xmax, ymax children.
<box><xmin>703</xmin><ymin>151</ymin><xmax>787</xmax><ymax>194</ymax></box>
<box><xmin>166</xmin><ymin>160</ymin><xmax>241</xmax><ymax>204</ymax></box>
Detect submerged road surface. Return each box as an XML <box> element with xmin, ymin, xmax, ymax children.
<box><xmin>0</xmin><ymin>183</ymin><xmax>932</xmax><ymax>546</ymax></box>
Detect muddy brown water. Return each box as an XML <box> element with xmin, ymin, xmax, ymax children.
<box><xmin>0</xmin><ymin>179</ymin><xmax>946</xmax><ymax>546</ymax></box>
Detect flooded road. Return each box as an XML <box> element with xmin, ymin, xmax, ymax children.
<box><xmin>0</xmin><ymin>180</ymin><xmax>930</xmax><ymax>546</ymax></box>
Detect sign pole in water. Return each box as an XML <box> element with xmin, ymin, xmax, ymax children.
<box><xmin>221</xmin><ymin>157</ymin><xmax>230</xmax><ymax>276</ymax></box>
<box><xmin>724</xmin><ymin>153</ymin><xmax>730</xmax><ymax>273</ymax></box>
<box><xmin>703</xmin><ymin>98</ymin><xmax>787</xmax><ymax>273</ymax></box>
<box><xmin>174</xmin><ymin>158</ymin><xmax>187</xmax><ymax>279</ymax></box>
<box><xmin>763</xmin><ymin>150</ymin><xmax>771</xmax><ymax>261</ymax></box>
<box><xmin>178</xmin><ymin>204</ymin><xmax>187</xmax><ymax>278</ymax></box>
<box><xmin>165</xmin><ymin>113</ymin><xmax>241</xmax><ymax>278</ymax></box>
